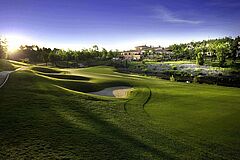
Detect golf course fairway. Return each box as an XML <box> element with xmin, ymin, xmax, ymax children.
<box><xmin>0</xmin><ymin>62</ymin><xmax>240</xmax><ymax>159</ymax></box>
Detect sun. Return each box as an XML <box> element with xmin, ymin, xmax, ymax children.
<box><xmin>4</xmin><ymin>34</ymin><xmax>34</xmax><ymax>52</ymax></box>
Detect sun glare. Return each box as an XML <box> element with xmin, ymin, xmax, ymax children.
<box><xmin>4</xmin><ymin>34</ymin><xmax>34</xmax><ymax>52</ymax></box>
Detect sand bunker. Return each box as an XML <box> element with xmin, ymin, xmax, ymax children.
<box><xmin>90</xmin><ymin>86</ymin><xmax>133</xmax><ymax>98</ymax></box>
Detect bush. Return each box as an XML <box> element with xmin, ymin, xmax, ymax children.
<box><xmin>170</xmin><ymin>75</ymin><xmax>176</xmax><ymax>82</ymax></box>
<box><xmin>196</xmin><ymin>53</ymin><xmax>204</xmax><ymax>65</ymax></box>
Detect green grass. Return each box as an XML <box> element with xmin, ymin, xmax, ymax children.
<box><xmin>0</xmin><ymin>65</ymin><xmax>240</xmax><ymax>159</ymax></box>
<box><xmin>0</xmin><ymin>59</ymin><xmax>17</xmax><ymax>71</ymax></box>
<box><xmin>8</xmin><ymin>60</ymin><xmax>30</xmax><ymax>67</ymax></box>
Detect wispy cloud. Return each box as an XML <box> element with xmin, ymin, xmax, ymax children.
<box><xmin>153</xmin><ymin>6</ymin><xmax>202</xmax><ymax>24</ymax></box>
<box><xmin>207</xmin><ymin>0</ymin><xmax>240</xmax><ymax>7</ymax></box>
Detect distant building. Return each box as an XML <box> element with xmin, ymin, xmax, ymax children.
<box><xmin>120</xmin><ymin>50</ymin><xmax>142</xmax><ymax>60</ymax></box>
<box><xmin>135</xmin><ymin>45</ymin><xmax>151</xmax><ymax>51</ymax></box>
<box><xmin>120</xmin><ymin>45</ymin><xmax>173</xmax><ymax>60</ymax></box>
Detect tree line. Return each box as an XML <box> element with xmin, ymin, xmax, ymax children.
<box><xmin>169</xmin><ymin>36</ymin><xmax>240</xmax><ymax>67</ymax></box>
<box><xmin>1</xmin><ymin>35</ymin><xmax>240</xmax><ymax>68</ymax></box>
<box><xmin>8</xmin><ymin>44</ymin><xmax>120</xmax><ymax>66</ymax></box>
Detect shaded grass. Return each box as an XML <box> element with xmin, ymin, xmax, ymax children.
<box><xmin>38</xmin><ymin>72</ymin><xmax>90</xmax><ymax>81</ymax></box>
<box><xmin>31</xmin><ymin>66</ymin><xmax>61</xmax><ymax>73</ymax></box>
<box><xmin>0</xmin><ymin>59</ymin><xmax>16</xmax><ymax>71</ymax></box>
<box><xmin>0</xmin><ymin>71</ymin><xmax>172</xmax><ymax>159</ymax></box>
<box><xmin>0</xmin><ymin>66</ymin><xmax>240</xmax><ymax>159</ymax></box>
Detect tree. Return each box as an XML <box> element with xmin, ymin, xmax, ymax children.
<box><xmin>91</xmin><ymin>45</ymin><xmax>100</xmax><ymax>58</ymax></box>
<box><xmin>41</xmin><ymin>47</ymin><xmax>51</xmax><ymax>65</ymax></box>
<box><xmin>73</xmin><ymin>50</ymin><xmax>80</xmax><ymax>63</ymax></box>
<box><xmin>230</xmin><ymin>36</ymin><xmax>240</xmax><ymax>64</ymax></box>
<box><xmin>17</xmin><ymin>45</ymin><xmax>40</xmax><ymax>64</ymax></box>
<box><xmin>183</xmin><ymin>46</ymin><xmax>191</xmax><ymax>60</ymax></box>
<box><xmin>101</xmin><ymin>48</ymin><xmax>108</xmax><ymax>59</ymax></box>
<box><xmin>207</xmin><ymin>42</ymin><xmax>217</xmax><ymax>62</ymax></box>
<box><xmin>112</xmin><ymin>49</ymin><xmax>120</xmax><ymax>58</ymax></box>
<box><xmin>195</xmin><ymin>46</ymin><xmax>204</xmax><ymax>65</ymax></box>
<box><xmin>200</xmin><ymin>42</ymin><xmax>208</xmax><ymax>62</ymax></box>
<box><xmin>49</xmin><ymin>49</ymin><xmax>59</xmax><ymax>66</ymax></box>
<box><xmin>215</xmin><ymin>42</ymin><xmax>230</xmax><ymax>67</ymax></box>
<box><xmin>170</xmin><ymin>44</ymin><xmax>181</xmax><ymax>60</ymax></box>
<box><xmin>0</xmin><ymin>36</ymin><xmax>8</xmax><ymax>59</ymax></box>
<box><xmin>185</xmin><ymin>42</ymin><xmax>195</xmax><ymax>60</ymax></box>
<box><xmin>107</xmin><ymin>50</ymin><xmax>114</xmax><ymax>59</ymax></box>
<box><xmin>92</xmin><ymin>45</ymin><xmax>99</xmax><ymax>51</ymax></box>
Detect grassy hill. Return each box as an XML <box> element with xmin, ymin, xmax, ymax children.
<box><xmin>0</xmin><ymin>59</ymin><xmax>16</xmax><ymax>72</ymax></box>
<box><xmin>0</xmin><ymin>63</ymin><xmax>240</xmax><ymax>159</ymax></box>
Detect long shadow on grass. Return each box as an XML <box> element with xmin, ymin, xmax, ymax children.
<box><xmin>52</xmin><ymin>98</ymin><xmax>177</xmax><ymax>159</ymax></box>
<box><xmin>38</xmin><ymin>72</ymin><xmax>90</xmax><ymax>81</ymax></box>
<box><xmin>124</xmin><ymin>87</ymin><xmax>151</xmax><ymax>117</ymax></box>
<box><xmin>56</xmin><ymin>80</ymin><xmax>132</xmax><ymax>93</ymax></box>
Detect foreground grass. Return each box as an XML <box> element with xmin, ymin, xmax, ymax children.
<box><xmin>0</xmin><ymin>59</ymin><xmax>16</xmax><ymax>71</ymax></box>
<box><xmin>0</xmin><ymin>64</ymin><xmax>240</xmax><ymax>159</ymax></box>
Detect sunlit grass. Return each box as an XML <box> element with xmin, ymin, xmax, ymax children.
<box><xmin>8</xmin><ymin>60</ymin><xmax>31</xmax><ymax>67</ymax></box>
<box><xmin>0</xmin><ymin>65</ymin><xmax>240</xmax><ymax>159</ymax></box>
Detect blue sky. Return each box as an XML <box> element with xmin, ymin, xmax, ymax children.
<box><xmin>0</xmin><ymin>0</ymin><xmax>240</xmax><ymax>50</ymax></box>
